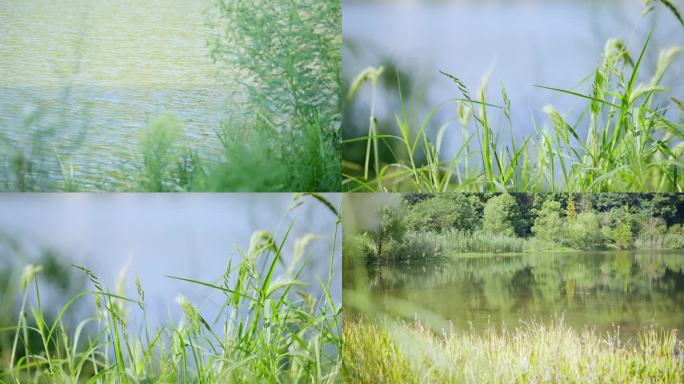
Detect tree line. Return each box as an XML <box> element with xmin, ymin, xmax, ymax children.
<box><xmin>348</xmin><ymin>193</ymin><xmax>684</xmax><ymax>261</ymax></box>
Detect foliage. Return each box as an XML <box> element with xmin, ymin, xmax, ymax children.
<box><xmin>136</xmin><ymin>115</ymin><xmax>185</xmax><ymax>192</ymax></box>
<box><xmin>350</xmin><ymin>193</ymin><xmax>684</xmax><ymax>262</ymax></box>
<box><xmin>0</xmin><ymin>206</ymin><xmax>342</xmax><ymax>383</ymax></box>
<box><xmin>565</xmin><ymin>193</ymin><xmax>577</xmax><ymax>222</ymax></box>
<box><xmin>342</xmin><ymin>8</ymin><xmax>684</xmax><ymax>193</ymax></box>
<box><xmin>664</xmin><ymin>224</ymin><xmax>684</xmax><ymax>249</ymax></box>
<box><xmin>483</xmin><ymin>194</ymin><xmax>521</xmax><ymax>236</ymax></box>
<box><xmin>344</xmin><ymin>317</ymin><xmax>684</xmax><ymax>384</ymax></box>
<box><xmin>611</xmin><ymin>222</ymin><xmax>635</xmax><ymax>249</ymax></box>
<box><xmin>208</xmin><ymin>0</ymin><xmax>342</xmax><ymax>192</ymax></box>
<box><xmin>564</xmin><ymin>212</ymin><xmax>606</xmax><ymax>250</ymax></box>
<box><xmin>403</xmin><ymin>194</ymin><xmax>481</xmax><ymax>233</ymax></box>
<box><xmin>531</xmin><ymin>199</ymin><xmax>563</xmax><ymax>244</ymax></box>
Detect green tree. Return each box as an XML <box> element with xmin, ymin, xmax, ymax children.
<box><xmin>483</xmin><ymin>194</ymin><xmax>521</xmax><ymax>236</ymax></box>
<box><xmin>404</xmin><ymin>194</ymin><xmax>481</xmax><ymax>233</ymax></box>
<box><xmin>611</xmin><ymin>222</ymin><xmax>634</xmax><ymax>249</ymax></box>
<box><xmin>532</xmin><ymin>200</ymin><xmax>563</xmax><ymax>244</ymax></box>
<box><xmin>565</xmin><ymin>193</ymin><xmax>577</xmax><ymax>222</ymax></box>
<box><xmin>376</xmin><ymin>207</ymin><xmax>406</xmax><ymax>257</ymax></box>
<box><xmin>564</xmin><ymin>212</ymin><xmax>606</xmax><ymax>250</ymax></box>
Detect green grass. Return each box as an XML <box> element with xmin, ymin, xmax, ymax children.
<box><xmin>343</xmin><ymin>28</ymin><xmax>684</xmax><ymax>193</ymax></box>
<box><xmin>0</xmin><ymin>197</ymin><xmax>342</xmax><ymax>383</ymax></box>
<box><xmin>344</xmin><ymin>316</ymin><xmax>684</xmax><ymax>384</ymax></box>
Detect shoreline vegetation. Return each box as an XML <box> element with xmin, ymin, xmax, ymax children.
<box><xmin>343</xmin><ymin>192</ymin><xmax>684</xmax><ymax>383</ymax></box>
<box><xmin>0</xmin><ymin>1</ymin><xmax>341</xmax><ymax>192</ymax></box>
<box><xmin>342</xmin><ymin>1</ymin><xmax>684</xmax><ymax>193</ymax></box>
<box><xmin>343</xmin><ymin>316</ymin><xmax>684</xmax><ymax>383</ymax></box>
<box><xmin>0</xmin><ymin>195</ymin><xmax>342</xmax><ymax>383</ymax></box>
<box><xmin>346</xmin><ymin>193</ymin><xmax>684</xmax><ymax>263</ymax></box>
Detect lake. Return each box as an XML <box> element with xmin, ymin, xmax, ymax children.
<box><xmin>345</xmin><ymin>251</ymin><xmax>684</xmax><ymax>340</ymax></box>
<box><xmin>0</xmin><ymin>0</ymin><xmax>228</xmax><ymax>188</ymax></box>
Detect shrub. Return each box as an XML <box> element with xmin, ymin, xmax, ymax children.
<box><xmin>137</xmin><ymin>115</ymin><xmax>184</xmax><ymax>192</ymax></box>
<box><xmin>611</xmin><ymin>222</ymin><xmax>634</xmax><ymax>249</ymax></box>
<box><xmin>209</xmin><ymin>0</ymin><xmax>341</xmax><ymax>191</ymax></box>
<box><xmin>345</xmin><ymin>232</ymin><xmax>379</xmax><ymax>260</ymax></box>
<box><xmin>664</xmin><ymin>224</ymin><xmax>684</xmax><ymax>249</ymax></box>
<box><xmin>564</xmin><ymin>212</ymin><xmax>606</xmax><ymax>250</ymax></box>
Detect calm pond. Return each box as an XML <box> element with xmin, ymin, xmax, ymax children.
<box><xmin>346</xmin><ymin>251</ymin><xmax>684</xmax><ymax>340</ymax></box>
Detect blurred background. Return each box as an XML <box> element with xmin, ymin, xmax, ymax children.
<box><xmin>343</xmin><ymin>0</ymin><xmax>684</xmax><ymax>164</ymax></box>
<box><xmin>0</xmin><ymin>193</ymin><xmax>341</xmax><ymax>329</ymax></box>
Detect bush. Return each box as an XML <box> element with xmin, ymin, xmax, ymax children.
<box><xmin>345</xmin><ymin>232</ymin><xmax>379</xmax><ymax>260</ymax></box>
<box><xmin>611</xmin><ymin>223</ymin><xmax>634</xmax><ymax>249</ymax></box>
<box><xmin>209</xmin><ymin>0</ymin><xmax>341</xmax><ymax>191</ymax></box>
<box><xmin>664</xmin><ymin>224</ymin><xmax>684</xmax><ymax>249</ymax></box>
<box><xmin>564</xmin><ymin>212</ymin><xmax>606</xmax><ymax>250</ymax></box>
<box><xmin>137</xmin><ymin>115</ymin><xmax>184</xmax><ymax>192</ymax></box>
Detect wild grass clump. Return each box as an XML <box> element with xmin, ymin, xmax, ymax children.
<box><xmin>343</xmin><ymin>15</ymin><xmax>684</xmax><ymax>193</ymax></box>
<box><xmin>208</xmin><ymin>0</ymin><xmax>342</xmax><ymax>192</ymax></box>
<box><xmin>436</xmin><ymin>230</ymin><xmax>528</xmax><ymax>255</ymax></box>
<box><xmin>0</xmin><ymin>216</ymin><xmax>341</xmax><ymax>382</ymax></box>
<box><xmin>344</xmin><ymin>317</ymin><xmax>684</xmax><ymax>384</ymax></box>
<box><xmin>0</xmin><ymin>88</ymin><xmax>87</xmax><ymax>192</ymax></box>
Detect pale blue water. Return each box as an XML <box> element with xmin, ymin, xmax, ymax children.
<box><xmin>0</xmin><ymin>0</ymin><xmax>229</xmax><ymax>188</ymax></box>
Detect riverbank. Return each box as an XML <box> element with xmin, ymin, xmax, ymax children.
<box><xmin>346</xmin><ymin>229</ymin><xmax>684</xmax><ymax>263</ymax></box>
<box><xmin>343</xmin><ymin>316</ymin><xmax>684</xmax><ymax>383</ymax></box>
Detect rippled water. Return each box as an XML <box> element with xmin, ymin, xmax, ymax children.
<box><xmin>0</xmin><ymin>0</ymin><xmax>228</xmax><ymax>188</ymax></box>
<box><xmin>347</xmin><ymin>251</ymin><xmax>684</xmax><ymax>339</ymax></box>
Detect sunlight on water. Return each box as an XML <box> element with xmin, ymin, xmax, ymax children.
<box><xmin>0</xmin><ymin>0</ymin><xmax>228</xmax><ymax>188</ymax></box>
<box><xmin>0</xmin><ymin>0</ymin><xmax>216</xmax><ymax>87</ymax></box>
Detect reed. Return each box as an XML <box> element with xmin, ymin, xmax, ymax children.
<box><xmin>344</xmin><ymin>316</ymin><xmax>684</xmax><ymax>383</ymax></box>
<box><xmin>343</xmin><ymin>32</ymin><xmax>684</xmax><ymax>193</ymax></box>
<box><xmin>0</xmin><ymin>196</ymin><xmax>342</xmax><ymax>383</ymax></box>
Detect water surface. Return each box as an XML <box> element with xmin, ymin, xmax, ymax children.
<box><xmin>346</xmin><ymin>251</ymin><xmax>684</xmax><ymax>340</ymax></box>
<box><xmin>0</xmin><ymin>0</ymin><xmax>227</xmax><ymax>188</ymax></box>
